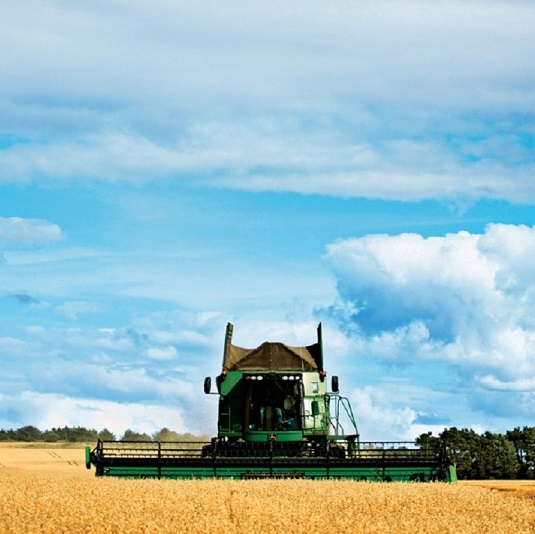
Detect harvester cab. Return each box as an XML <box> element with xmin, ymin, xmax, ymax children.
<box><xmin>86</xmin><ymin>323</ymin><xmax>456</xmax><ymax>482</ymax></box>
<box><xmin>203</xmin><ymin>323</ymin><xmax>352</xmax><ymax>447</ymax></box>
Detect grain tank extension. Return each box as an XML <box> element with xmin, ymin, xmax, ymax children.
<box><xmin>86</xmin><ymin>323</ymin><xmax>456</xmax><ymax>481</ymax></box>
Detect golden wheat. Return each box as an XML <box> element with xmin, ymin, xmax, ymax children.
<box><xmin>0</xmin><ymin>447</ymin><xmax>533</xmax><ymax>534</ymax></box>
<box><xmin>1</xmin><ymin>474</ymin><xmax>534</xmax><ymax>533</ymax></box>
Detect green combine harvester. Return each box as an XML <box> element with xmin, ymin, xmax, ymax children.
<box><xmin>86</xmin><ymin>323</ymin><xmax>456</xmax><ymax>481</ymax></box>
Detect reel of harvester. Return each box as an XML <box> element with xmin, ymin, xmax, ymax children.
<box><xmin>86</xmin><ymin>323</ymin><xmax>456</xmax><ymax>482</ymax></box>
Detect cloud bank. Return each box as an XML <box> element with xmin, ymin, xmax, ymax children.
<box><xmin>324</xmin><ymin>224</ymin><xmax>535</xmax><ymax>437</ymax></box>
<box><xmin>1</xmin><ymin>1</ymin><xmax>534</xmax><ymax>201</ymax></box>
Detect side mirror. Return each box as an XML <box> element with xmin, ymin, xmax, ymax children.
<box><xmin>331</xmin><ymin>375</ymin><xmax>339</xmax><ymax>393</ymax></box>
<box><xmin>204</xmin><ymin>377</ymin><xmax>211</xmax><ymax>394</ymax></box>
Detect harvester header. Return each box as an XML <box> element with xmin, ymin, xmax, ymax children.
<box><xmin>86</xmin><ymin>323</ymin><xmax>456</xmax><ymax>482</ymax></box>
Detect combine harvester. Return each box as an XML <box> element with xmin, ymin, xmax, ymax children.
<box><xmin>86</xmin><ymin>323</ymin><xmax>456</xmax><ymax>481</ymax></box>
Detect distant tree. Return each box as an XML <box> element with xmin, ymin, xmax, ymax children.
<box><xmin>0</xmin><ymin>429</ymin><xmax>15</xmax><ymax>441</ymax></box>
<box><xmin>72</xmin><ymin>427</ymin><xmax>99</xmax><ymax>442</ymax></box>
<box><xmin>15</xmin><ymin>425</ymin><xmax>43</xmax><ymax>442</ymax></box>
<box><xmin>523</xmin><ymin>427</ymin><xmax>535</xmax><ymax>479</ymax></box>
<box><xmin>507</xmin><ymin>426</ymin><xmax>535</xmax><ymax>479</ymax></box>
<box><xmin>43</xmin><ymin>430</ymin><xmax>60</xmax><ymax>443</ymax></box>
<box><xmin>439</xmin><ymin>427</ymin><xmax>480</xmax><ymax>479</ymax></box>
<box><xmin>51</xmin><ymin>426</ymin><xmax>98</xmax><ymax>442</ymax></box>
<box><xmin>507</xmin><ymin>427</ymin><xmax>525</xmax><ymax>466</ymax></box>
<box><xmin>121</xmin><ymin>429</ymin><xmax>151</xmax><ymax>441</ymax></box>
<box><xmin>475</xmin><ymin>432</ymin><xmax>520</xmax><ymax>479</ymax></box>
<box><xmin>49</xmin><ymin>427</ymin><xmax>70</xmax><ymax>441</ymax></box>
<box><xmin>152</xmin><ymin>428</ymin><xmax>181</xmax><ymax>442</ymax></box>
<box><xmin>152</xmin><ymin>428</ymin><xmax>208</xmax><ymax>442</ymax></box>
<box><xmin>415</xmin><ymin>431</ymin><xmax>440</xmax><ymax>452</ymax></box>
<box><xmin>98</xmin><ymin>428</ymin><xmax>116</xmax><ymax>441</ymax></box>
<box><xmin>179</xmin><ymin>432</ymin><xmax>209</xmax><ymax>442</ymax></box>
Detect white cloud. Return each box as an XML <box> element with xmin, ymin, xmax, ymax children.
<box><xmin>0</xmin><ymin>217</ymin><xmax>63</xmax><ymax>244</ymax></box>
<box><xmin>2</xmin><ymin>1</ymin><xmax>534</xmax><ymax>108</ymax></box>
<box><xmin>1</xmin><ymin>2</ymin><xmax>534</xmax><ymax>202</ymax></box>
<box><xmin>348</xmin><ymin>386</ymin><xmax>418</xmax><ymax>441</ymax></box>
<box><xmin>324</xmin><ymin>224</ymin><xmax>535</xmax><ymax>426</ymax></box>
<box><xmin>1</xmin><ymin>124</ymin><xmax>534</xmax><ymax>203</ymax></box>
<box><xmin>83</xmin><ymin>366</ymin><xmax>194</xmax><ymax>400</ymax></box>
<box><xmin>0</xmin><ymin>307</ymin><xmax>227</xmax><ymax>436</ymax></box>
<box><xmin>0</xmin><ymin>391</ymin><xmax>190</xmax><ymax>437</ymax></box>
<box><xmin>478</xmin><ymin>375</ymin><xmax>535</xmax><ymax>392</ymax></box>
<box><xmin>146</xmin><ymin>346</ymin><xmax>178</xmax><ymax>362</ymax></box>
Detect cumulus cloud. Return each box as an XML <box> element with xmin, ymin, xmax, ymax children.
<box><xmin>0</xmin><ymin>217</ymin><xmax>63</xmax><ymax>244</ymax></box>
<box><xmin>348</xmin><ymin>386</ymin><xmax>418</xmax><ymax>441</ymax></box>
<box><xmin>324</xmin><ymin>223</ymin><xmax>535</xmax><ymax>430</ymax></box>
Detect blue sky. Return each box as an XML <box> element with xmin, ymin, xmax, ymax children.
<box><xmin>1</xmin><ymin>0</ymin><xmax>534</xmax><ymax>440</ymax></box>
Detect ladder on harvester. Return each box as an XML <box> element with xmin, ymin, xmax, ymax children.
<box><xmin>327</xmin><ymin>392</ymin><xmax>360</xmax><ymax>439</ymax></box>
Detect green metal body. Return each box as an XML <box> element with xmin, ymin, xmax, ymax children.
<box><xmin>86</xmin><ymin>440</ymin><xmax>453</xmax><ymax>481</ymax></box>
<box><xmin>86</xmin><ymin>323</ymin><xmax>456</xmax><ymax>481</ymax></box>
<box><xmin>217</xmin><ymin>370</ymin><xmax>330</xmax><ymax>443</ymax></box>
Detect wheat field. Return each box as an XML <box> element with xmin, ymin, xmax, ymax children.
<box><xmin>0</xmin><ymin>445</ymin><xmax>534</xmax><ymax>534</ymax></box>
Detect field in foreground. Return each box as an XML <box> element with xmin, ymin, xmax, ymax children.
<box><xmin>0</xmin><ymin>446</ymin><xmax>534</xmax><ymax>533</ymax></box>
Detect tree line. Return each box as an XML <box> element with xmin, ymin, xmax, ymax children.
<box><xmin>0</xmin><ymin>426</ymin><xmax>204</xmax><ymax>444</ymax></box>
<box><xmin>416</xmin><ymin>426</ymin><xmax>535</xmax><ymax>480</ymax></box>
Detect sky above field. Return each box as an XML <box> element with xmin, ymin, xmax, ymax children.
<box><xmin>1</xmin><ymin>0</ymin><xmax>535</xmax><ymax>441</ymax></box>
